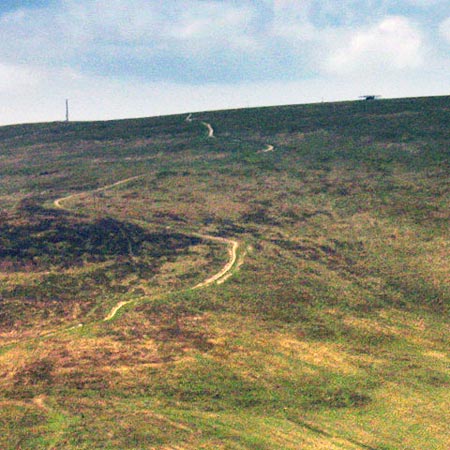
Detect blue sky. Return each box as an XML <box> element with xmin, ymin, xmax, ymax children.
<box><xmin>0</xmin><ymin>0</ymin><xmax>449</xmax><ymax>124</ymax></box>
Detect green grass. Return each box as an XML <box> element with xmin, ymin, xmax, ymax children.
<box><xmin>0</xmin><ymin>96</ymin><xmax>449</xmax><ymax>449</ymax></box>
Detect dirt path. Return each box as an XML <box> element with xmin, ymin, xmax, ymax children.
<box><xmin>5</xmin><ymin>115</ymin><xmax>277</xmax><ymax>340</ymax></box>
<box><xmin>104</xmin><ymin>300</ymin><xmax>135</xmax><ymax>321</ymax></box>
<box><xmin>52</xmin><ymin>175</ymin><xmax>146</xmax><ymax>323</ymax></box>
<box><xmin>185</xmin><ymin>113</ymin><xmax>214</xmax><ymax>138</ymax></box>
<box><xmin>192</xmin><ymin>235</ymin><xmax>239</xmax><ymax>289</ymax></box>
<box><xmin>102</xmin><ymin>234</ymin><xmax>240</xmax><ymax>320</ymax></box>
<box><xmin>201</xmin><ymin>121</ymin><xmax>215</xmax><ymax>138</ymax></box>
<box><xmin>257</xmin><ymin>144</ymin><xmax>274</xmax><ymax>153</ymax></box>
<box><xmin>53</xmin><ymin>175</ymin><xmax>143</xmax><ymax>210</ymax></box>
<box><xmin>52</xmin><ymin>174</ymin><xmax>241</xmax><ymax>322</ymax></box>
<box><xmin>186</xmin><ymin>114</ymin><xmax>275</xmax><ymax>146</ymax></box>
<box><xmin>49</xmin><ymin>116</ymin><xmax>275</xmax><ymax>323</ymax></box>
<box><xmin>103</xmin><ymin>234</ymin><xmax>241</xmax><ymax>321</ymax></box>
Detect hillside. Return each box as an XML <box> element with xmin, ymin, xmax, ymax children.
<box><xmin>0</xmin><ymin>96</ymin><xmax>449</xmax><ymax>449</ymax></box>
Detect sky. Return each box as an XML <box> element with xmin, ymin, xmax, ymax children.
<box><xmin>0</xmin><ymin>0</ymin><xmax>449</xmax><ymax>125</ymax></box>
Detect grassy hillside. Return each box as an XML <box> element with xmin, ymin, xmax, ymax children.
<box><xmin>0</xmin><ymin>96</ymin><xmax>449</xmax><ymax>449</ymax></box>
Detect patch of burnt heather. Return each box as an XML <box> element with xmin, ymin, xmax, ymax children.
<box><xmin>0</xmin><ymin>206</ymin><xmax>201</xmax><ymax>271</ymax></box>
<box><xmin>241</xmin><ymin>207</ymin><xmax>281</xmax><ymax>226</ymax></box>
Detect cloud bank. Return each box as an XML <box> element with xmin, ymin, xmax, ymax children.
<box><xmin>0</xmin><ymin>0</ymin><xmax>448</xmax><ymax>124</ymax></box>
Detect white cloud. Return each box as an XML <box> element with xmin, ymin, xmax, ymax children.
<box><xmin>439</xmin><ymin>17</ymin><xmax>450</xmax><ymax>44</ymax></box>
<box><xmin>171</xmin><ymin>3</ymin><xmax>252</xmax><ymax>37</ymax></box>
<box><xmin>0</xmin><ymin>1</ymin><xmax>266</xmax><ymax>82</ymax></box>
<box><xmin>272</xmin><ymin>0</ymin><xmax>316</xmax><ymax>41</ymax></box>
<box><xmin>61</xmin><ymin>1</ymin><xmax>153</xmax><ymax>43</ymax></box>
<box><xmin>0</xmin><ymin>62</ymin><xmax>41</xmax><ymax>92</ymax></box>
<box><xmin>401</xmin><ymin>0</ymin><xmax>447</xmax><ymax>6</ymax></box>
<box><xmin>326</xmin><ymin>16</ymin><xmax>423</xmax><ymax>75</ymax></box>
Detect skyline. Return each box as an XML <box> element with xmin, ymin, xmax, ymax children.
<box><xmin>0</xmin><ymin>0</ymin><xmax>449</xmax><ymax>125</ymax></box>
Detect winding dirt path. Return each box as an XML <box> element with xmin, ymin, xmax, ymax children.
<box><xmin>53</xmin><ymin>176</ymin><xmax>146</xmax><ymax>323</ymax></box>
<box><xmin>52</xmin><ymin>175</ymin><xmax>241</xmax><ymax>322</ymax></box>
<box><xmin>192</xmin><ymin>235</ymin><xmax>239</xmax><ymax>289</ymax></box>
<box><xmin>48</xmin><ymin>115</ymin><xmax>275</xmax><ymax>322</ymax></box>
<box><xmin>4</xmin><ymin>114</ymin><xmax>277</xmax><ymax>343</ymax></box>
<box><xmin>257</xmin><ymin>144</ymin><xmax>274</xmax><ymax>153</ymax></box>
<box><xmin>103</xmin><ymin>234</ymin><xmax>240</xmax><ymax>321</ymax></box>
<box><xmin>185</xmin><ymin>113</ymin><xmax>214</xmax><ymax>138</ymax></box>
<box><xmin>201</xmin><ymin>121</ymin><xmax>215</xmax><ymax>138</ymax></box>
<box><xmin>53</xmin><ymin>175</ymin><xmax>143</xmax><ymax>210</ymax></box>
<box><xmin>104</xmin><ymin>300</ymin><xmax>135</xmax><ymax>321</ymax></box>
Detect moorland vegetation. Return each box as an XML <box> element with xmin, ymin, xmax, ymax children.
<box><xmin>0</xmin><ymin>96</ymin><xmax>449</xmax><ymax>449</ymax></box>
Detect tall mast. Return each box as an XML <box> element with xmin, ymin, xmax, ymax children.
<box><xmin>65</xmin><ymin>99</ymin><xmax>69</xmax><ymax>122</ymax></box>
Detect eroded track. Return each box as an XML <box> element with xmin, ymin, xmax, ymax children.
<box><xmin>54</xmin><ymin>176</ymin><xmax>242</xmax><ymax>322</ymax></box>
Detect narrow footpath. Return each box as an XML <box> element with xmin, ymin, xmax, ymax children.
<box><xmin>185</xmin><ymin>113</ymin><xmax>214</xmax><ymax>138</ymax></box>
<box><xmin>53</xmin><ymin>176</ymin><xmax>241</xmax><ymax>322</ymax></box>
<box><xmin>201</xmin><ymin>121</ymin><xmax>215</xmax><ymax>138</ymax></box>
<box><xmin>50</xmin><ymin>113</ymin><xmax>276</xmax><ymax>323</ymax></box>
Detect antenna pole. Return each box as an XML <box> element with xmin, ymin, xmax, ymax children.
<box><xmin>65</xmin><ymin>99</ymin><xmax>69</xmax><ymax>122</ymax></box>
